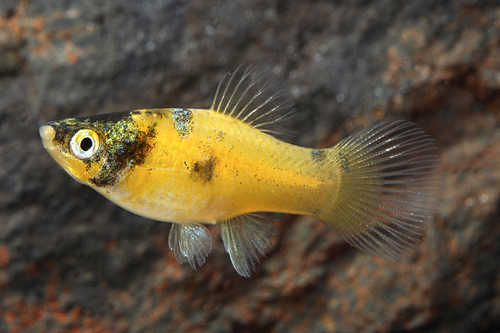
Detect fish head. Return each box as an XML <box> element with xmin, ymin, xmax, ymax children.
<box><xmin>39</xmin><ymin>111</ymin><xmax>156</xmax><ymax>188</ymax></box>
<box><xmin>39</xmin><ymin>117</ymin><xmax>108</xmax><ymax>186</ymax></box>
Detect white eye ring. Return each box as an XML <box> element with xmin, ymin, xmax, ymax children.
<box><xmin>70</xmin><ymin>129</ymin><xmax>100</xmax><ymax>159</ymax></box>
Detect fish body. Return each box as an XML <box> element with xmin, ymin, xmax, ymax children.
<box><xmin>40</xmin><ymin>65</ymin><xmax>441</xmax><ymax>277</ymax></box>
<box><xmin>107</xmin><ymin>109</ymin><xmax>335</xmax><ymax>224</ymax></box>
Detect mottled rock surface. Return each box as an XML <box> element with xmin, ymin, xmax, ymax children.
<box><xmin>1</xmin><ymin>0</ymin><xmax>499</xmax><ymax>331</ymax></box>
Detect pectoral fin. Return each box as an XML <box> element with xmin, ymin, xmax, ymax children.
<box><xmin>219</xmin><ymin>214</ymin><xmax>274</xmax><ymax>278</ymax></box>
<box><xmin>168</xmin><ymin>223</ymin><xmax>212</xmax><ymax>269</ymax></box>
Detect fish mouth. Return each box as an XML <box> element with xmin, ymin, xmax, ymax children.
<box><xmin>39</xmin><ymin>123</ymin><xmax>86</xmax><ymax>184</ymax></box>
<box><xmin>39</xmin><ymin>124</ymin><xmax>56</xmax><ymax>149</ymax></box>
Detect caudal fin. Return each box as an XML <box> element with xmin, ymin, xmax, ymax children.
<box><xmin>319</xmin><ymin>121</ymin><xmax>441</xmax><ymax>261</ymax></box>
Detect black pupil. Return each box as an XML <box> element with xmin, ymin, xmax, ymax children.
<box><xmin>80</xmin><ymin>137</ymin><xmax>93</xmax><ymax>151</ymax></box>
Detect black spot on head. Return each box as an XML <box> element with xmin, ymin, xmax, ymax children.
<box><xmin>73</xmin><ymin>110</ymin><xmax>133</xmax><ymax>124</ymax></box>
<box><xmin>171</xmin><ymin>108</ymin><xmax>193</xmax><ymax>140</ymax></box>
<box><xmin>47</xmin><ymin>111</ymin><xmax>134</xmax><ymax>154</ymax></box>
<box><xmin>51</xmin><ymin>126</ymin><xmax>71</xmax><ymax>153</ymax></box>
<box><xmin>191</xmin><ymin>156</ymin><xmax>216</xmax><ymax>183</ymax></box>
<box><xmin>47</xmin><ymin>111</ymin><xmax>158</xmax><ymax>188</ymax></box>
<box><xmin>90</xmin><ymin>167</ymin><xmax>120</xmax><ymax>187</ymax></box>
<box><xmin>90</xmin><ymin>122</ymin><xmax>157</xmax><ymax>187</ymax></box>
<box><xmin>311</xmin><ymin>149</ymin><xmax>326</xmax><ymax>163</ymax></box>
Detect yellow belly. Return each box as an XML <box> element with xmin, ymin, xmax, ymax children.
<box><xmin>95</xmin><ymin>109</ymin><xmax>340</xmax><ymax>224</ymax></box>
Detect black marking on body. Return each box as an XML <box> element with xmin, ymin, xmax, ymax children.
<box><xmin>216</xmin><ymin>130</ymin><xmax>226</xmax><ymax>142</ymax></box>
<box><xmin>172</xmin><ymin>108</ymin><xmax>193</xmax><ymax>140</ymax></box>
<box><xmin>311</xmin><ymin>149</ymin><xmax>326</xmax><ymax>163</ymax></box>
<box><xmin>191</xmin><ymin>156</ymin><xmax>216</xmax><ymax>183</ymax></box>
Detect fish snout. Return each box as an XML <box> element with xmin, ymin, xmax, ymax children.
<box><xmin>39</xmin><ymin>125</ymin><xmax>56</xmax><ymax>149</ymax></box>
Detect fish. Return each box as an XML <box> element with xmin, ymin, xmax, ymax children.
<box><xmin>39</xmin><ymin>65</ymin><xmax>441</xmax><ymax>277</ymax></box>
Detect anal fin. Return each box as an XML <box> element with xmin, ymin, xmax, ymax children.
<box><xmin>220</xmin><ymin>214</ymin><xmax>274</xmax><ymax>278</ymax></box>
<box><xmin>168</xmin><ymin>223</ymin><xmax>212</xmax><ymax>269</ymax></box>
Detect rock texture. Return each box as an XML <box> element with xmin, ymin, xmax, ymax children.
<box><xmin>1</xmin><ymin>0</ymin><xmax>500</xmax><ymax>331</ymax></box>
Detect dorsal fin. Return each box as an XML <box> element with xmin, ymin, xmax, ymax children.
<box><xmin>210</xmin><ymin>64</ymin><xmax>296</xmax><ymax>138</ymax></box>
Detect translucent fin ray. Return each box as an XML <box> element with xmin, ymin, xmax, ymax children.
<box><xmin>219</xmin><ymin>214</ymin><xmax>274</xmax><ymax>278</ymax></box>
<box><xmin>320</xmin><ymin>121</ymin><xmax>441</xmax><ymax>261</ymax></box>
<box><xmin>210</xmin><ymin>64</ymin><xmax>296</xmax><ymax>139</ymax></box>
<box><xmin>168</xmin><ymin>223</ymin><xmax>212</xmax><ymax>269</ymax></box>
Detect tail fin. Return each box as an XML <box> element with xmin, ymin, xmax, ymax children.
<box><xmin>319</xmin><ymin>121</ymin><xmax>441</xmax><ymax>261</ymax></box>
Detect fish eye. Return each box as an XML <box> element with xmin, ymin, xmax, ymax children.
<box><xmin>70</xmin><ymin>129</ymin><xmax>100</xmax><ymax>159</ymax></box>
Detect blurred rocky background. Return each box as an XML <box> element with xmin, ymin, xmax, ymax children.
<box><xmin>0</xmin><ymin>0</ymin><xmax>499</xmax><ymax>331</ymax></box>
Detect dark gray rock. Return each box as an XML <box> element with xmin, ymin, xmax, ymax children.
<box><xmin>1</xmin><ymin>0</ymin><xmax>499</xmax><ymax>331</ymax></box>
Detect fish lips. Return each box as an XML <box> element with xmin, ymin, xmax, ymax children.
<box><xmin>39</xmin><ymin>123</ymin><xmax>88</xmax><ymax>184</ymax></box>
<box><xmin>39</xmin><ymin>124</ymin><xmax>57</xmax><ymax>151</ymax></box>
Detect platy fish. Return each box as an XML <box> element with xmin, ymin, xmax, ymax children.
<box><xmin>40</xmin><ymin>65</ymin><xmax>441</xmax><ymax>277</ymax></box>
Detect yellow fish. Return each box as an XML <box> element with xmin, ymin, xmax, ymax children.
<box><xmin>39</xmin><ymin>65</ymin><xmax>441</xmax><ymax>277</ymax></box>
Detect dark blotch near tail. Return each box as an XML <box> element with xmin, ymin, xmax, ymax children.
<box><xmin>336</xmin><ymin>151</ymin><xmax>350</xmax><ymax>173</ymax></box>
<box><xmin>191</xmin><ymin>157</ymin><xmax>216</xmax><ymax>183</ymax></box>
<box><xmin>311</xmin><ymin>149</ymin><xmax>326</xmax><ymax>163</ymax></box>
